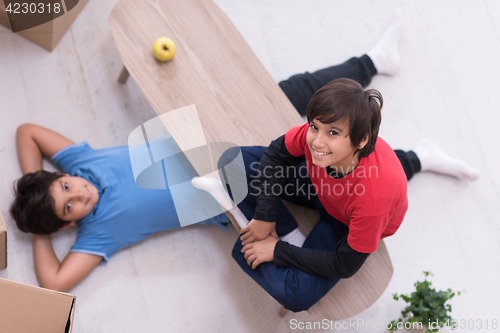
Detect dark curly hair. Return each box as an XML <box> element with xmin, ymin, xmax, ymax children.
<box><xmin>10</xmin><ymin>170</ymin><xmax>67</xmax><ymax>234</ymax></box>
<box><xmin>306</xmin><ymin>78</ymin><xmax>383</xmax><ymax>158</ymax></box>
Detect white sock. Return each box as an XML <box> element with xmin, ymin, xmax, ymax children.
<box><xmin>367</xmin><ymin>9</ymin><xmax>402</xmax><ymax>76</ymax></box>
<box><xmin>413</xmin><ymin>139</ymin><xmax>480</xmax><ymax>181</ymax></box>
<box><xmin>280</xmin><ymin>228</ymin><xmax>306</xmax><ymax>248</ymax></box>
<box><xmin>191</xmin><ymin>176</ymin><xmax>249</xmax><ymax>228</ymax></box>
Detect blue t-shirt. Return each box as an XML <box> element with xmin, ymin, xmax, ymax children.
<box><xmin>51</xmin><ymin>141</ymin><xmax>229</xmax><ymax>261</ymax></box>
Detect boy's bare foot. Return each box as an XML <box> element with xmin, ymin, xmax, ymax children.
<box><xmin>367</xmin><ymin>9</ymin><xmax>402</xmax><ymax>76</ymax></box>
<box><xmin>413</xmin><ymin>138</ymin><xmax>480</xmax><ymax>181</ymax></box>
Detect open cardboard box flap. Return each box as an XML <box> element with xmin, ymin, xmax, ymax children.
<box><xmin>0</xmin><ymin>278</ymin><xmax>76</xmax><ymax>333</ymax></box>
<box><xmin>0</xmin><ymin>1</ymin><xmax>11</xmax><ymax>29</ymax></box>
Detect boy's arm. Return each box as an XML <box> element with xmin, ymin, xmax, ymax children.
<box><xmin>241</xmin><ymin>135</ymin><xmax>304</xmax><ymax>244</ymax></box>
<box><xmin>33</xmin><ymin>234</ymin><xmax>102</xmax><ymax>292</ymax></box>
<box><xmin>252</xmin><ymin>135</ymin><xmax>304</xmax><ymax>222</ymax></box>
<box><xmin>272</xmin><ymin>237</ymin><xmax>370</xmax><ymax>278</ymax></box>
<box><xmin>15</xmin><ymin>125</ymin><xmax>96</xmax><ymax>291</ymax></box>
<box><xmin>270</xmin><ymin>212</ymin><xmax>387</xmax><ymax>277</ymax></box>
<box><xmin>16</xmin><ymin>124</ymin><xmax>75</xmax><ymax>174</ymax></box>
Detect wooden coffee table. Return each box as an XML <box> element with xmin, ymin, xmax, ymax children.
<box><xmin>109</xmin><ymin>0</ymin><xmax>392</xmax><ymax>321</ymax></box>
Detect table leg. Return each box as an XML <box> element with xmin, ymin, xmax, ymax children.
<box><xmin>279</xmin><ymin>305</ymin><xmax>289</xmax><ymax>317</ymax></box>
<box><xmin>118</xmin><ymin>65</ymin><xmax>130</xmax><ymax>84</ymax></box>
<box><xmin>225</xmin><ymin>211</ymin><xmax>241</xmax><ymax>234</ymax></box>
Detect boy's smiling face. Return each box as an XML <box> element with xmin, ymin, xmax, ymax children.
<box><xmin>306</xmin><ymin>117</ymin><xmax>367</xmax><ymax>172</ymax></box>
<box><xmin>49</xmin><ymin>175</ymin><xmax>100</xmax><ymax>223</ymax></box>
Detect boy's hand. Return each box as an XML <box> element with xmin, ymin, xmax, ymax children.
<box><xmin>240</xmin><ymin>219</ymin><xmax>276</xmax><ymax>245</ymax></box>
<box><xmin>241</xmin><ymin>233</ymin><xmax>279</xmax><ymax>269</ymax></box>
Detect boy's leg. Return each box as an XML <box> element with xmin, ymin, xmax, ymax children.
<box><xmin>278</xmin><ymin>11</ymin><xmax>402</xmax><ymax>117</ymax></box>
<box><xmin>279</xmin><ymin>55</ymin><xmax>377</xmax><ymax>116</ymax></box>
<box><xmin>218</xmin><ymin>146</ymin><xmax>301</xmax><ymax>236</ymax></box>
<box><xmin>232</xmin><ymin>215</ymin><xmax>349</xmax><ymax>312</ymax></box>
<box><xmin>218</xmin><ymin>147</ymin><xmax>318</xmax><ymax>212</ymax></box>
<box><xmin>394</xmin><ymin>150</ymin><xmax>421</xmax><ymax>181</ymax></box>
<box><xmin>394</xmin><ymin>139</ymin><xmax>479</xmax><ymax>182</ymax></box>
<box><xmin>366</xmin><ymin>10</ymin><xmax>402</xmax><ymax>78</ymax></box>
<box><xmin>277</xmin><ymin>161</ymin><xmax>317</xmax><ymax>210</ymax></box>
<box><xmin>217</xmin><ymin>146</ymin><xmax>317</xmax><ymax>245</ymax></box>
<box><xmin>218</xmin><ymin>147</ymin><xmax>356</xmax><ymax>310</ymax></box>
<box><xmin>220</xmin><ymin>147</ymin><xmax>351</xmax><ymax>311</ymax></box>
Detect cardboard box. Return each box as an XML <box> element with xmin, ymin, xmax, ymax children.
<box><xmin>0</xmin><ymin>1</ymin><xmax>10</xmax><ymax>30</ymax></box>
<box><xmin>0</xmin><ymin>0</ymin><xmax>89</xmax><ymax>51</ymax></box>
<box><xmin>0</xmin><ymin>278</ymin><xmax>76</xmax><ymax>333</ymax></box>
<box><xmin>0</xmin><ymin>210</ymin><xmax>6</xmax><ymax>270</ymax></box>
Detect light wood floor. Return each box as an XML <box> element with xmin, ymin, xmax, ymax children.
<box><xmin>1</xmin><ymin>1</ymin><xmax>499</xmax><ymax>332</ymax></box>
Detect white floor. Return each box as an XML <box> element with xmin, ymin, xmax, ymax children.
<box><xmin>1</xmin><ymin>0</ymin><xmax>500</xmax><ymax>332</ymax></box>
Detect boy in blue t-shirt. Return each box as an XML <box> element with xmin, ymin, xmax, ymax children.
<box><xmin>10</xmin><ymin>124</ymin><xmax>229</xmax><ymax>292</ymax></box>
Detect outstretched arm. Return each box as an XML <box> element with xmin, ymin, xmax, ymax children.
<box><xmin>16</xmin><ymin>123</ymin><xmax>75</xmax><ymax>174</ymax></box>
<box><xmin>33</xmin><ymin>235</ymin><xmax>103</xmax><ymax>292</ymax></box>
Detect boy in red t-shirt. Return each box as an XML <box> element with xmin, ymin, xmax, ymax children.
<box><xmin>198</xmin><ymin>13</ymin><xmax>479</xmax><ymax>312</ymax></box>
<box><xmin>223</xmin><ymin>76</ymin><xmax>477</xmax><ymax>311</ymax></box>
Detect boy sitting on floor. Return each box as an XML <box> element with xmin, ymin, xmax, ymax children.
<box><xmin>193</xmin><ymin>13</ymin><xmax>480</xmax><ymax>312</ymax></box>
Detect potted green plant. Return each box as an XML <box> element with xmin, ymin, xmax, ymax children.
<box><xmin>388</xmin><ymin>271</ymin><xmax>462</xmax><ymax>333</ymax></box>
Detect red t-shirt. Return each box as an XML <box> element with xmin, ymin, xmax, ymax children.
<box><xmin>285</xmin><ymin>123</ymin><xmax>408</xmax><ymax>253</ymax></box>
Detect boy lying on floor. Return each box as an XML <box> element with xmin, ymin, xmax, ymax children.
<box><xmin>10</xmin><ymin>124</ymin><xmax>229</xmax><ymax>292</ymax></box>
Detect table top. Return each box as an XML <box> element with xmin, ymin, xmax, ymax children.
<box><xmin>109</xmin><ymin>0</ymin><xmax>302</xmax><ymax>171</ymax></box>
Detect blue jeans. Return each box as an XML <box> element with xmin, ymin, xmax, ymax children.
<box><xmin>219</xmin><ymin>146</ymin><xmax>349</xmax><ymax>312</ymax></box>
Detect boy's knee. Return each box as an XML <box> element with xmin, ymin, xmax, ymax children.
<box><xmin>217</xmin><ymin>147</ymin><xmax>242</xmax><ymax>171</ymax></box>
<box><xmin>218</xmin><ymin>147</ymin><xmax>244</xmax><ymax>199</ymax></box>
<box><xmin>281</xmin><ymin>271</ymin><xmax>332</xmax><ymax>312</ymax></box>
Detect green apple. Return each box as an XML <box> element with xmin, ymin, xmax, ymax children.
<box><xmin>153</xmin><ymin>37</ymin><xmax>176</xmax><ymax>61</ymax></box>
